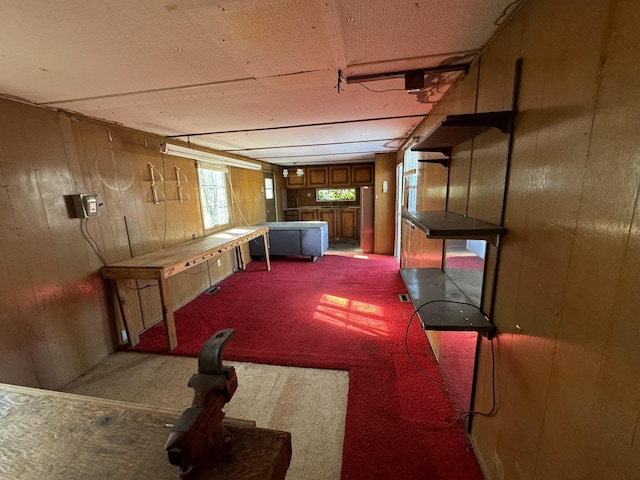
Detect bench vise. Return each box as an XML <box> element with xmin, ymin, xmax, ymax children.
<box><xmin>165</xmin><ymin>329</ymin><xmax>238</xmax><ymax>476</ymax></box>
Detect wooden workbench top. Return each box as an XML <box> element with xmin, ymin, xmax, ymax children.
<box><xmin>102</xmin><ymin>226</ymin><xmax>267</xmax><ymax>277</ymax></box>
<box><xmin>0</xmin><ymin>383</ymin><xmax>291</xmax><ymax>480</ymax></box>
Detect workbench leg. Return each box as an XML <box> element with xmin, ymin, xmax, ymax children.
<box><xmin>262</xmin><ymin>232</ymin><xmax>271</xmax><ymax>271</ymax></box>
<box><xmin>114</xmin><ymin>280</ymin><xmax>141</xmax><ymax>347</ymax></box>
<box><xmin>235</xmin><ymin>246</ymin><xmax>246</xmax><ymax>270</ymax></box>
<box><xmin>158</xmin><ymin>277</ymin><xmax>178</xmax><ymax>351</ymax></box>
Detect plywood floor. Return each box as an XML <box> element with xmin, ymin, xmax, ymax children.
<box><xmin>62</xmin><ymin>352</ymin><xmax>349</xmax><ymax>480</ymax></box>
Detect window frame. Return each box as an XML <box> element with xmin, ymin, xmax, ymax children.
<box><xmin>315</xmin><ymin>187</ymin><xmax>357</xmax><ymax>203</ymax></box>
<box><xmin>196</xmin><ymin>163</ymin><xmax>232</xmax><ymax>233</ymax></box>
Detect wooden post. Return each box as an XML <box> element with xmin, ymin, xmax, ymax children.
<box><xmin>158</xmin><ymin>276</ymin><xmax>178</xmax><ymax>350</ymax></box>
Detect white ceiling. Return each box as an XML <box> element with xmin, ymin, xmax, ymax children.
<box><xmin>0</xmin><ymin>0</ymin><xmax>523</xmax><ymax>166</ymax></box>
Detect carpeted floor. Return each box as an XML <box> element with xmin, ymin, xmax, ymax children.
<box><xmin>133</xmin><ymin>253</ymin><xmax>484</xmax><ymax>480</ymax></box>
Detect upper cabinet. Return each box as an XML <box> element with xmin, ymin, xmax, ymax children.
<box><xmin>285</xmin><ymin>163</ymin><xmax>374</xmax><ymax>188</ymax></box>
<box><xmin>351</xmin><ymin>164</ymin><xmax>374</xmax><ymax>186</ymax></box>
<box><xmin>329</xmin><ymin>165</ymin><xmax>351</xmax><ymax>186</ymax></box>
<box><xmin>285</xmin><ymin>172</ymin><xmax>306</xmax><ymax>188</ymax></box>
<box><xmin>307</xmin><ymin>167</ymin><xmax>329</xmax><ymax>187</ymax></box>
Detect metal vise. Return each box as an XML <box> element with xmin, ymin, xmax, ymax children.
<box><xmin>165</xmin><ymin>329</ymin><xmax>238</xmax><ymax>476</ymax></box>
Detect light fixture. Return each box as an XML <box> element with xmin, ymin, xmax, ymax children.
<box><xmin>283</xmin><ymin>165</ymin><xmax>304</xmax><ymax>178</ymax></box>
<box><xmin>160</xmin><ymin>143</ymin><xmax>261</xmax><ymax>171</ymax></box>
<box><xmin>345</xmin><ymin>63</ymin><xmax>471</xmax><ymax>88</ymax></box>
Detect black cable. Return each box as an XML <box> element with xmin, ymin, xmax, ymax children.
<box><xmin>459</xmin><ymin>338</ymin><xmax>497</xmax><ymax>419</ymax></box>
<box><xmin>405</xmin><ymin>299</ymin><xmax>496</xmax><ymax>400</ymax></box>
<box><xmin>336</xmin><ymin>69</ymin><xmax>343</xmax><ymax>93</ymax></box>
<box><xmin>81</xmin><ymin>218</ymin><xmax>107</xmax><ymax>265</ymax></box>
<box><xmin>123</xmin><ymin>282</ymin><xmax>158</xmax><ymax>291</ymax></box>
<box><xmin>182</xmin><ymin>260</ymin><xmax>218</xmax><ymax>276</ymax></box>
<box><xmin>404</xmin><ymin>308</ymin><xmax>449</xmax><ymax>393</ymax></box>
<box><xmin>355</xmin><ymin>81</ymin><xmax>409</xmax><ymax>94</ymax></box>
<box><xmin>406</xmin><ymin>299</ymin><xmax>480</xmax><ymax>393</ymax></box>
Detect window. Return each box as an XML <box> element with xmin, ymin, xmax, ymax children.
<box><xmin>316</xmin><ymin>188</ymin><xmax>356</xmax><ymax>202</ymax></box>
<box><xmin>264</xmin><ymin>177</ymin><xmax>274</xmax><ymax>200</ymax></box>
<box><xmin>197</xmin><ymin>165</ymin><xmax>230</xmax><ymax>230</ymax></box>
<box><xmin>403</xmin><ymin>147</ymin><xmax>418</xmax><ymax>211</ymax></box>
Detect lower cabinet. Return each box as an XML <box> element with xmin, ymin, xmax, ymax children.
<box><xmin>284</xmin><ymin>210</ymin><xmax>299</xmax><ymax>221</ymax></box>
<box><xmin>338</xmin><ymin>208</ymin><xmax>359</xmax><ymax>240</ymax></box>
<box><xmin>295</xmin><ymin>208</ymin><xmax>359</xmax><ymax>240</ymax></box>
<box><xmin>299</xmin><ymin>209</ymin><xmax>317</xmax><ymax>221</ymax></box>
<box><xmin>317</xmin><ymin>209</ymin><xmax>337</xmax><ymax>238</ymax></box>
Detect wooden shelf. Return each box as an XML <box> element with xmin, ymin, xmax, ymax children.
<box><xmin>418</xmin><ymin>155</ymin><xmax>450</xmax><ymax>167</ymax></box>
<box><xmin>401</xmin><ymin>268</ymin><xmax>495</xmax><ymax>337</ymax></box>
<box><xmin>412</xmin><ymin>110</ymin><xmax>515</xmax><ymax>156</ymax></box>
<box><xmin>402</xmin><ymin>211</ymin><xmax>505</xmax><ymax>245</ymax></box>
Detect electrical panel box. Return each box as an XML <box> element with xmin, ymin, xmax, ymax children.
<box><xmin>71</xmin><ymin>193</ymin><xmax>100</xmax><ymax>218</ymax></box>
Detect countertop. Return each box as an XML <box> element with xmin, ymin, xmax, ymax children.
<box><xmin>284</xmin><ymin>205</ymin><xmax>360</xmax><ymax>210</ymax></box>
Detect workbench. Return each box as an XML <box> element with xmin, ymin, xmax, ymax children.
<box><xmin>0</xmin><ymin>383</ymin><xmax>291</xmax><ymax>480</ymax></box>
<box><xmin>102</xmin><ymin>226</ymin><xmax>270</xmax><ymax>350</ymax></box>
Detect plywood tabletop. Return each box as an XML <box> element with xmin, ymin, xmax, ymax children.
<box><xmin>0</xmin><ymin>383</ymin><xmax>291</xmax><ymax>480</ymax></box>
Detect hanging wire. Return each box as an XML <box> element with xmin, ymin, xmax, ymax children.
<box><xmin>354</xmin><ymin>80</ymin><xmax>409</xmax><ymax>94</ymax></box>
<box><xmin>404</xmin><ymin>298</ymin><xmax>498</xmax><ymax>411</ymax></box>
<box><xmin>226</xmin><ymin>172</ymin><xmax>250</xmax><ymax>226</ymax></box>
<box><xmin>459</xmin><ymin>338</ymin><xmax>497</xmax><ymax>420</ymax></box>
<box><xmin>80</xmin><ymin>218</ymin><xmax>107</xmax><ymax>265</ymax></box>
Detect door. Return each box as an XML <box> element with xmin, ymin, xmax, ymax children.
<box><xmin>394</xmin><ymin>163</ymin><xmax>403</xmax><ymax>259</ymax></box>
<box><xmin>263</xmin><ymin>171</ymin><xmax>277</xmax><ymax>222</ymax></box>
<box><xmin>360</xmin><ymin>186</ymin><xmax>374</xmax><ymax>253</ymax></box>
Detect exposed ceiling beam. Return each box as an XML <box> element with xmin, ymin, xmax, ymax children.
<box><xmin>166</xmin><ymin>114</ymin><xmax>428</xmax><ymax>138</ymax></box>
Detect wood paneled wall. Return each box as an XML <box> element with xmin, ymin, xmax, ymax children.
<box><xmin>0</xmin><ymin>99</ymin><xmax>269</xmax><ymax>389</ymax></box>
<box><xmin>400</xmin><ymin>0</ymin><xmax>640</xmax><ymax>478</ymax></box>
<box><xmin>373</xmin><ymin>153</ymin><xmax>396</xmax><ymax>255</ymax></box>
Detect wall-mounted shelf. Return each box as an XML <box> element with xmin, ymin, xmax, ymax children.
<box><xmin>412</xmin><ymin>110</ymin><xmax>515</xmax><ymax>156</ymax></box>
<box><xmin>402</xmin><ymin>211</ymin><xmax>506</xmax><ymax>245</ymax></box>
<box><xmin>401</xmin><ymin>268</ymin><xmax>495</xmax><ymax>338</ymax></box>
<box><xmin>418</xmin><ymin>155</ymin><xmax>451</xmax><ymax>168</ymax></box>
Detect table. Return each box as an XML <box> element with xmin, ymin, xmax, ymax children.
<box><xmin>0</xmin><ymin>383</ymin><xmax>291</xmax><ymax>480</ymax></box>
<box><xmin>102</xmin><ymin>226</ymin><xmax>270</xmax><ymax>350</ymax></box>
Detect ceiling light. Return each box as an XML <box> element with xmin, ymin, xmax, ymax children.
<box><xmin>345</xmin><ymin>63</ymin><xmax>471</xmax><ymax>87</ymax></box>
<box><xmin>160</xmin><ymin>143</ymin><xmax>261</xmax><ymax>170</ymax></box>
<box><xmin>283</xmin><ymin>168</ymin><xmax>289</xmax><ymax>178</ymax></box>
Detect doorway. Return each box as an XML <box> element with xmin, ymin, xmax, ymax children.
<box><xmin>263</xmin><ymin>171</ymin><xmax>277</xmax><ymax>222</ymax></box>
<box><xmin>394</xmin><ymin>162</ymin><xmax>403</xmax><ymax>259</ymax></box>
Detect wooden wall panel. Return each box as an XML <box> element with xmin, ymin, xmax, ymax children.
<box><xmin>374</xmin><ymin>153</ymin><xmax>395</xmax><ymax>255</ymax></box>
<box><xmin>0</xmin><ymin>99</ymin><xmax>269</xmax><ymax>389</ymax></box>
<box><xmin>443</xmin><ymin>62</ymin><xmax>478</xmax><ymax>216</ymax></box>
<box><xmin>394</xmin><ymin>1</ymin><xmax>640</xmax><ymax>479</ymax></box>
<box><xmin>0</xmin><ymin>134</ymin><xmax>40</xmax><ymax>387</ymax></box>
<box><xmin>464</xmin><ymin>1</ymin><xmax>640</xmax><ymax>480</ymax></box>
<box><xmin>534</xmin><ymin>0</ymin><xmax>639</xmax><ymax>477</ymax></box>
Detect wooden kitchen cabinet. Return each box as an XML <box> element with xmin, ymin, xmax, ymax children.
<box><xmin>299</xmin><ymin>209</ymin><xmax>317</xmax><ymax>221</ymax></box>
<box><xmin>351</xmin><ymin>164</ymin><xmax>374</xmax><ymax>186</ymax></box>
<box><xmin>338</xmin><ymin>208</ymin><xmax>359</xmax><ymax>239</ymax></box>
<box><xmin>285</xmin><ymin>173</ymin><xmax>306</xmax><ymax>188</ymax></box>
<box><xmin>329</xmin><ymin>166</ymin><xmax>350</xmax><ymax>186</ymax></box>
<box><xmin>284</xmin><ymin>210</ymin><xmax>299</xmax><ymax>221</ymax></box>
<box><xmin>317</xmin><ymin>209</ymin><xmax>337</xmax><ymax>238</ymax></box>
<box><xmin>306</xmin><ymin>167</ymin><xmax>329</xmax><ymax>187</ymax></box>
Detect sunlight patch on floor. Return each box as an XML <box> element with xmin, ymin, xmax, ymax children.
<box><xmin>313</xmin><ymin>294</ymin><xmax>390</xmax><ymax>337</ymax></box>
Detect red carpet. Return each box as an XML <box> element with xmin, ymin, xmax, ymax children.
<box><xmin>133</xmin><ymin>253</ymin><xmax>484</xmax><ymax>480</ymax></box>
